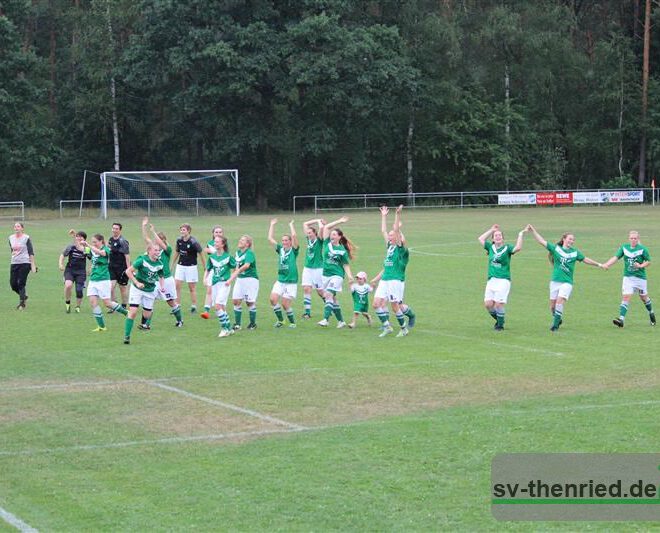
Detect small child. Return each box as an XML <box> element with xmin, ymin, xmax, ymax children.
<box><xmin>348</xmin><ymin>271</ymin><xmax>373</xmax><ymax>328</ymax></box>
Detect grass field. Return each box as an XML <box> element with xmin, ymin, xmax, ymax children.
<box><xmin>0</xmin><ymin>207</ymin><xmax>658</xmax><ymax>531</ymax></box>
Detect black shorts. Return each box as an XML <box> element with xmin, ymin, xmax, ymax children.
<box><xmin>109</xmin><ymin>264</ymin><xmax>129</xmax><ymax>286</ymax></box>
<box><xmin>64</xmin><ymin>268</ymin><xmax>86</xmax><ymax>285</ymax></box>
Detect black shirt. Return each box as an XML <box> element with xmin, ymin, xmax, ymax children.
<box><xmin>108</xmin><ymin>236</ymin><xmax>130</xmax><ymax>268</ymax></box>
<box><xmin>62</xmin><ymin>244</ymin><xmax>89</xmax><ymax>271</ymax></box>
<box><xmin>176</xmin><ymin>237</ymin><xmax>202</xmax><ymax>266</ymax></box>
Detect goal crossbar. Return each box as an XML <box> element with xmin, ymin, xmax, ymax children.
<box><xmin>100</xmin><ymin>169</ymin><xmax>240</xmax><ymax>219</ymax></box>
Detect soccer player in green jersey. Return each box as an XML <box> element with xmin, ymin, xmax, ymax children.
<box><xmin>602</xmin><ymin>230</ymin><xmax>655</xmax><ymax>327</ymax></box>
<box><xmin>348</xmin><ymin>271</ymin><xmax>373</xmax><ymax>328</ymax></box>
<box><xmin>267</xmin><ymin>218</ymin><xmax>300</xmax><ymax>328</ymax></box>
<box><xmin>141</xmin><ymin>217</ymin><xmax>184</xmax><ymax>328</ymax></box>
<box><xmin>229</xmin><ymin>235</ymin><xmax>259</xmax><ymax>330</ymax></box>
<box><xmin>477</xmin><ymin>224</ymin><xmax>527</xmax><ymax>331</ymax></box>
<box><xmin>301</xmin><ymin>218</ymin><xmax>326</xmax><ymax>318</ymax></box>
<box><xmin>371</xmin><ymin>205</ymin><xmax>416</xmax><ymax>337</ymax></box>
<box><xmin>528</xmin><ymin>225</ymin><xmax>604</xmax><ymax>331</ymax></box>
<box><xmin>201</xmin><ymin>225</ymin><xmax>225</xmax><ymax>319</ymax></box>
<box><xmin>318</xmin><ymin>216</ymin><xmax>355</xmax><ymax>328</ymax></box>
<box><xmin>204</xmin><ymin>235</ymin><xmax>236</xmax><ymax>337</ymax></box>
<box><xmin>80</xmin><ymin>234</ymin><xmax>128</xmax><ymax>332</ymax></box>
<box><xmin>123</xmin><ymin>242</ymin><xmax>165</xmax><ymax>344</ymax></box>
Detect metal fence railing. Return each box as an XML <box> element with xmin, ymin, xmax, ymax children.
<box><xmin>292</xmin><ymin>188</ymin><xmax>659</xmax><ymax>214</ymax></box>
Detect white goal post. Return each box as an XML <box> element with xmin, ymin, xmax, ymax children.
<box><xmin>99</xmin><ymin>169</ymin><xmax>240</xmax><ymax>219</ymax></box>
<box><xmin>0</xmin><ymin>201</ymin><xmax>25</xmax><ymax>220</ymax></box>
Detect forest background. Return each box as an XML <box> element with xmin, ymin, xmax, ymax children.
<box><xmin>1</xmin><ymin>0</ymin><xmax>659</xmax><ymax>209</ymax></box>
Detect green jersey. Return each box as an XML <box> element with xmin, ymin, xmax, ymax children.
<box><xmin>206</xmin><ymin>252</ymin><xmax>235</xmax><ymax>284</ymax></box>
<box><xmin>322</xmin><ymin>239</ymin><xmax>349</xmax><ymax>278</ymax></box>
<box><xmin>616</xmin><ymin>243</ymin><xmax>650</xmax><ymax>279</ymax></box>
<box><xmin>546</xmin><ymin>242</ymin><xmax>585</xmax><ymax>284</ymax></box>
<box><xmin>304</xmin><ymin>237</ymin><xmax>323</xmax><ymax>269</ymax></box>
<box><xmin>90</xmin><ymin>245</ymin><xmax>111</xmax><ymax>282</ymax></box>
<box><xmin>235</xmin><ymin>248</ymin><xmax>258</xmax><ymax>279</ymax></box>
<box><xmin>382</xmin><ymin>244</ymin><xmax>409</xmax><ymax>281</ymax></box>
<box><xmin>159</xmin><ymin>245</ymin><xmax>172</xmax><ymax>278</ymax></box>
<box><xmin>484</xmin><ymin>241</ymin><xmax>514</xmax><ymax>280</ymax></box>
<box><xmin>276</xmin><ymin>244</ymin><xmax>299</xmax><ymax>283</ymax></box>
<box><xmin>131</xmin><ymin>254</ymin><xmax>164</xmax><ymax>292</ymax></box>
<box><xmin>351</xmin><ymin>282</ymin><xmax>372</xmax><ymax>312</ymax></box>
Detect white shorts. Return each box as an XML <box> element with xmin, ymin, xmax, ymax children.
<box><xmin>322</xmin><ymin>275</ymin><xmax>343</xmax><ymax>293</ymax></box>
<box><xmin>375</xmin><ymin>279</ymin><xmax>405</xmax><ymax>303</ymax></box>
<box><xmin>212</xmin><ymin>282</ymin><xmax>232</xmax><ymax>306</ymax></box>
<box><xmin>129</xmin><ymin>285</ymin><xmax>157</xmax><ymax>309</ymax></box>
<box><xmin>549</xmin><ymin>281</ymin><xmax>573</xmax><ymax>301</ymax></box>
<box><xmin>156</xmin><ymin>276</ymin><xmax>177</xmax><ymax>301</ymax></box>
<box><xmin>175</xmin><ymin>264</ymin><xmax>199</xmax><ymax>283</ymax></box>
<box><xmin>87</xmin><ymin>280</ymin><xmax>111</xmax><ymax>299</ymax></box>
<box><xmin>301</xmin><ymin>267</ymin><xmax>323</xmax><ymax>289</ymax></box>
<box><xmin>271</xmin><ymin>281</ymin><xmax>298</xmax><ymax>300</ymax></box>
<box><xmin>622</xmin><ymin>276</ymin><xmax>648</xmax><ymax>296</ymax></box>
<box><xmin>484</xmin><ymin>278</ymin><xmax>511</xmax><ymax>304</ymax></box>
<box><xmin>232</xmin><ymin>277</ymin><xmax>259</xmax><ymax>303</ymax></box>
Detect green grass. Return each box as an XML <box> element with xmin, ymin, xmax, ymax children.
<box><xmin>0</xmin><ymin>207</ymin><xmax>658</xmax><ymax>531</ymax></box>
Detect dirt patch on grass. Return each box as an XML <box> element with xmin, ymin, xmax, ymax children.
<box><xmin>185</xmin><ymin>370</ymin><xmax>660</xmax><ymax>427</ymax></box>
<box><xmin>0</xmin><ymin>382</ymin><xmax>280</xmax><ymax>440</ymax></box>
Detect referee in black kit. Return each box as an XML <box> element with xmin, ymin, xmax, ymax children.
<box><xmin>108</xmin><ymin>222</ymin><xmax>131</xmax><ymax>311</ymax></box>
<box><xmin>172</xmin><ymin>223</ymin><xmax>205</xmax><ymax>314</ymax></box>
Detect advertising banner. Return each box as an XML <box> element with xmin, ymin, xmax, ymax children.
<box><xmin>498</xmin><ymin>193</ymin><xmax>536</xmax><ymax>205</ymax></box>
<box><xmin>601</xmin><ymin>190</ymin><xmax>643</xmax><ymax>203</ymax></box>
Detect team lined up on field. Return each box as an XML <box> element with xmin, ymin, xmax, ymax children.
<box><xmin>51</xmin><ymin>205</ymin><xmax>416</xmax><ymax>344</ymax></box>
<box><xmin>479</xmin><ymin>224</ymin><xmax>655</xmax><ymax>331</ymax></box>
<box><xmin>10</xmin><ymin>214</ymin><xmax>653</xmax><ymax>338</ymax></box>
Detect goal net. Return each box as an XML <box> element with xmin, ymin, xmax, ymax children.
<box><xmin>100</xmin><ymin>169</ymin><xmax>239</xmax><ymax>219</ymax></box>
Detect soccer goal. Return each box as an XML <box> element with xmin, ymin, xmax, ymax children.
<box><xmin>99</xmin><ymin>169</ymin><xmax>240</xmax><ymax>219</ymax></box>
<box><xmin>0</xmin><ymin>201</ymin><xmax>25</xmax><ymax>220</ymax></box>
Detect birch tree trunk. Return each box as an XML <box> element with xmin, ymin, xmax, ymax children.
<box><xmin>637</xmin><ymin>0</ymin><xmax>650</xmax><ymax>186</ymax></box>
<box><xmin>106</xmin><ymin>1</ymin><xmax>120</xmax><ymax>170</ymax></box>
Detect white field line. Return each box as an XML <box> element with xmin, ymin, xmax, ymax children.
<box><xmin>1</xmin><ymin>399</ymin><xmax>658</xmax><ymax>458</ymax></box>
<box><xmin>0</xmin><ymin>428</ymin><xmax>305</xmax><ymax>458</ymax></box>
<box><xmin>0</xmin><ymin>505</ymin><xmax>38</xmax><ymax>533</ymax></box>
<box><xmin>147</xmin><ymin>381</ymin><xmax>307</xmax><ymax>431</ymax></box>
<box><xmin>0</xmin><ymin>359</ymin><xmax>457</xmax><ymax>393</ymax></box>
<box><xmin>416</xmin><ymin>329</ymin><xmax>566</xmax><ymax>357</ymax></box>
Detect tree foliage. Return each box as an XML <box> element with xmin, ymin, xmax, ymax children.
<box><xmin>0</xmin><ymin>0</ymin><xmax>657</xmax><ymax>207</ymax></box>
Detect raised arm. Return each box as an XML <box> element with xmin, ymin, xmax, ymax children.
<box><xmin>303</xmin><ymin>218</ymin><xmax>323</xmax><ymax>233</ymax></box>
<box><xmin>379</xmin><ymin>205</ymin><xmax>389</xmax><ymax>242</ymax></box>
<box><xmin>268</xmin><ymin>218</ymin><xmax>278</xmax><ymax>247</ymax></box>
<box><xmin>289</xmin><ymin>220</ymin><xmax>299</xmax><ymax>249</ymax></box>
<box><xmin>478</xmin><ymin>224</ymin><xmax>498</xmax><ymax>246</ymax></box>
<box><xmin>527</xmin><ymin>224</ymin><xmax>548</xmax><ymax>248</ymax></box>
<box><xmin>82</xmin><ymin>241</ymin><xmax>106</xmax><ymax>256</ymax></box>
<box><xmin>512</xmin><ymin>227</ymin><xmax>527</xmax><ymax>254</ymax></box>
<box><xmin>393</xmin><ymin>205</ymin><xmax>404</xmax><ymax>246</ymax></box>
<box><xmin>149</xmin><ymin>225</ymin><xmax>167</xmax><ymax>251</ymax></box>
<box><xmin>322</xmin><ymin>216</ymin><xmax>349</xmax><ymax>239</ymax></box>
<box><xmin>141</xmin><ymin>217</ymin><xmax>152</xmax><ymax>246</ymax></box>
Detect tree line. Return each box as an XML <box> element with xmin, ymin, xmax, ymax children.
<box><xmin>1</xmin><ymin>0</ymin><xmax>659</xmax><ymax>209</ymax></box>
